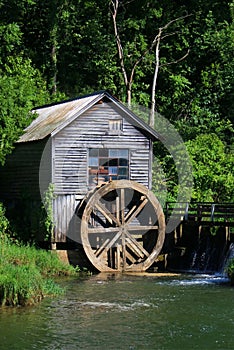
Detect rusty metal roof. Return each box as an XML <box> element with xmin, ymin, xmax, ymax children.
<box><xmin>18</xmin><ymin>91</ymin><xmax>160</xmax><ymax>143</ymax></box>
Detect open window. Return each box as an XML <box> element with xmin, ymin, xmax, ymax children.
<box><xmin>88</xmin><ymin>148</ymin><xmax>129</xmax><ymax>187</ymax></box>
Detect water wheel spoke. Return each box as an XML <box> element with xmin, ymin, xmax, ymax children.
<box><xmin>127</xmin><ymin>225</ymin><xmax>158</xmax><ymax>232</ymax></box>
<box><xmin>95</xmin><ymin>201</ymin><xmax>120</xmax><ymax>226</ymax></box>
<box><xmin>94</xmin><ymin>238</ymin><xmax>110</xmax><ymax>257</ymax></box>
<box><xmin>125</xmin><ymin>197</ymin><xmax>148</xmax><ymax>224</ymax></box>
<box><xmin>116</xmin><ymin>195</ymin><xmax>120</xmax><ymax>223</ymax></box>
<box><xmin>124</xmin><ymin>205</ymin><xmax>137</xmax><ymax>222</ymax></box>
<box><xmin>116</xmin><ymin>243</ymin><xmax>121</xmax><ymax>270</ymax></box>
<box><xmin>97</xmin><ymin>231</ymin><xmax>122</xmax><ymax>257</ymax></box>
<box><xmin>125</xmin><ymin>248</ymin><xmax>137</xmax><ymax>264</ymax></box>
<box><xmin>125</xmin><ymin>237</ymin><xmax>145</xmax><ymax>259</ymax></box>
<box><xmin>120</xmin><ymin>188</ymin><xmax>125</xmax><ymax>224</ymax></box>
<box><xmin>125</xmin><ymin>231</ymin><xmax>150</xmax><ymax>258</ymax></box>
<box><xmin>88</xmin><ymin>227</ymin><xmax>120</xmax><ymax>234</ymax></box>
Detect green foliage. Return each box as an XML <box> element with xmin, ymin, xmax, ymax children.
<box><xmin>0</xmin><ymin>200</ymin><xmax>79</xmax><ymax>307</ymax></box>
<box><xmin>0</xmin><ymin>0</ymin><xmax>233</xmax><ymax>209</ymax></box>
<box><xmin>0</xmin><ymin>202</ymin><xmax>9</xmax><ymax>239</ymax></box>
<box><xmin>0</xmin><ymin>238</ymin><xmax>79</xmax><ymax>307</ymax></box>
<box><xmin>225</xmin><ymin>257</ymin><xmax>234</xmax><ymax>284</ymax></box>
<box><xmin>0</xmin><ymin>56</ymin><xmax>50</xmax><ymax>164</ymax></box>
<box><xmin>0</xmin><ymin>19</ymin><xmax>66</xmax><ymax>165</ymax></box>
<box><xmin>42</xmin><ymin>183</ymin><xmax>56</xmax><ymax>242</ymax></box>
<box><xmin>186</xmin><ymin>134</ymin><xmax>234</xmax><ymax>202</ymax></box>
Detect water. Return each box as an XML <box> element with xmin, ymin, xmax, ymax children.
<box><xmin>0</xmin><ymin>273</ymin><xmax>233</xmax><ymax>350</ymax></box>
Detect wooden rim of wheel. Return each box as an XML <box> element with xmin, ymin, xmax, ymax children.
<box><xmin>80</xmin><ymin>180</ymin><xmax>165</xmax><ymax>272</ymax></box>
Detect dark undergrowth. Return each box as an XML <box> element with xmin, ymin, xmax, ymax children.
<box><xmin>226</xmin><ymin>257</ymin><xmax>234</xmax><ymax>286</ymax></box>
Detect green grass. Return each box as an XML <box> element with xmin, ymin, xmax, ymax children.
<box><xmin>0</xmin><ymin>237</ymin><xmax>79</xmax><ymax>307</ymax></box>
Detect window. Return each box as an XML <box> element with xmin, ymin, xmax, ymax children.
<box><xmin>108</xmin><ymin>119</ymin><xmax>123</xmax><ymax>134</ymax></box>
<box><xmin>88</xmin><ymin>148</ymin><xmax>129</xmax><ymax>187</ymax></box>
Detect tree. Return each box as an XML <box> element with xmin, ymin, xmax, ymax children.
<box><xmin>186</xmin><ymin>134</ymin><xmax>234</xmax><ymax>202</ymax></box>
<box><xmin>0</xmin><ymin>0</ymin><xmax>233</xmax><ymax>203</ymax></box>
<box><xmin>0</xmin><ymin>21</ymin><xmax>61</xmax><ymax>164</ymax></box>
<box><xmin>110</xmin><ymin>0</ymin><xmax>190</xmax><ymax>112</ymax></box>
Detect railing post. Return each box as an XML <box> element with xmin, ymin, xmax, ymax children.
<box><xmin>184</xmin><ymin>202</ymin><xmax>189</xmax><ymax>221</ymax></box>
<box><xmin>210</xmin><ymin>204</ymin><xmax>215</xmax><ymax>222</ymax></box>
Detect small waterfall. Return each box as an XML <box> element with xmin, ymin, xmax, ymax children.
<box><xmin>167</xmin><ymin>226</ymin><xmax>234</xmax><ymax>275</ymax></box>
<box><xmin>221</xmin><ymin>243</ymin><xmax>234</xmax><ymax>275</ymax></box>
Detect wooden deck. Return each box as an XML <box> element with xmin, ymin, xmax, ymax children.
<box><xmin>165</xmin><ymin>202</ymin><xmax>234</xmax><ymax>227</ymax></box>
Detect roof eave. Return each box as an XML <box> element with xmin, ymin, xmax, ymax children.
<box><xmin>103</xmin><ymin>93</ymin><xmax>162</xmax><ymax>142</ymax></box>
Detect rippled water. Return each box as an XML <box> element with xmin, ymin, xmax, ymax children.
<box><xmin>0</xmin><ymin>273</ymin><xmax>233</xmax><ymax>350</ymax></box>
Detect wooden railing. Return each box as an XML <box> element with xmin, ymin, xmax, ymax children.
<box><xmin>165</xmin><ymin>202</ymin><xmax>234</xmax><ymax>227</ymax></box>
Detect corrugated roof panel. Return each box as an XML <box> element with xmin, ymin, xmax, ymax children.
<box><xmin>17</xmin><ymin>93</ymin><xmax>102</xmax><ymax>142</ymax></box>
<box><xmin>17</xmin><ymin>91</ymin><xmax>160</xmax><ymax>143</ymax></box>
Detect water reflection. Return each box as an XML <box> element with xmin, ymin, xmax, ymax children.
<box><xmin>0</xmin><ymin>273</ymin><xmax>233</xmax><ymax>350</ymax></box>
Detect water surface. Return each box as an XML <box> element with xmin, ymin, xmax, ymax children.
<box><xmin>0</xmin><ymin>273</ymin><xmax>233</xmax><ymax>349</ymax></box>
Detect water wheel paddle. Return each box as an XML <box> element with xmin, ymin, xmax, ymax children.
<box><xmin>79</xmin><ymin>180</ymin><xmax>165</xmax><ymax>272</ymax></box>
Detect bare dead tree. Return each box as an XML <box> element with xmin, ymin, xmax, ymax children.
<box><xmin>149</xmin><ymin>16</ymin><xmax>191</xmax><ymax>128</ymax></box>
<box><xmin>110</xmin><ymin>0</ymin><xmax>155</xmax><ymax>107</ymax></box>
<box><xmin>50</xmin><ymin>0</ymin><xmax>58</xmax><ymax>95</ymax></box>
<box><xmin>110</xmin><ymin>0</ymin><xmax>191</xmax><ymax>120</ymax></box>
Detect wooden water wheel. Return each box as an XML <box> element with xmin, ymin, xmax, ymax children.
<box><xmin>79</xmin><ymin>180</ymin><xmax>165</xmax><ymax>272</ymax></box>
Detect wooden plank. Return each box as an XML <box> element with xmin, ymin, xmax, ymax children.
<box><xmin>125</xmin><ymin>237</ymin><xmax>145</xmax><ymax>259</ymax></box>
<box><xmin>95</xmin><ymin>238</ymin><xmax>110</xmax><ymax>257</ymax></box>
<box><xmin>116</xmin><ymin>243</ymin><xmax>121</xmax><ymax>270</ymax></box>
<box><xmin>98</xmin><ymin>231</ymin><xmax>122</xmax><ymax>256</ymax></box>
<box><xmin>121</xmin><ymin>188</ymin><xmax>125</xmax><ymax>224</ymax></box>
<box><xmin>125</xmin><ymin>231</ymin><xmax>150</xmax><ymax>257</ymax></box>
<box><xmin>125</xmin><ymin>197</ymin><xmax>148</xmax><ymax>224</ymax></box>
<box><xmin>95</xmin><ymin>202</ymin><xmax>120</xmax><ymax>226</ymax></box>
<box><xmin>88</xmin><ymin>227</ymin><xmax>120</xmax><ymax>234</ymax></box>
<box><xmin>127</xmin><ymin>225</ymin><xmax>158</xmax><ymax>231</ymax></box>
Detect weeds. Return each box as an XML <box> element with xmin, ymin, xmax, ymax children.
<box><xmin>0</xmin><ymin>239</ymin><xmax>79</xmax><ymax>307</ymax></box>
<box><xmin>0</xmin><ymin>206</ymin><xmax>79</xmax><ymax>307</ymax></box>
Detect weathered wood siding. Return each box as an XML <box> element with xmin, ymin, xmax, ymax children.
<box><xmin>0</xmin><ymin>101</ymin><xmax>153</xmax><ymax>244</ymax></box>
<box><xmin>52</xmin><ymin>101</ymin><xmax>151</xmax><ymax>242</ymax></box>
<box><xmin>0</xmin><ymin>138</ymin><xmax>50</xmax><ymax>201</ymax></box>
<box><xmin>53</xmin><ymin>101</ymin><xmax>150</xmax><ymax>195</ymax></box>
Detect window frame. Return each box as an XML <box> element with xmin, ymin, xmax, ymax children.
<box><xmin>88</xmin><ymin>148</ymin><xmax>129</xmax><ymax>187</ymax></box>
<box><xmin>108</xmin><ymin>119</ymin><xmax>123</xmax><ymax>135</ymax></box>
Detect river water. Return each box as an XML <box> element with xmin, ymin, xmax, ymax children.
<box><xmin>0</xmin><ymin>273</ymin><xmax>233</xmax><ymax>350</ymax></box>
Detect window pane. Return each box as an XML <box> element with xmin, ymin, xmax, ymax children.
<box><xmin>119</xmin><ymin>149</ymin><xmax>128</xmax><ymax>158</ymax></box>
<box><xmin>89</xmin><ymin>157</ymin><xmax>98</xmax><ymax>166</ymax></box>
<box><xmin>118</xmin><ymin>167</ymin><xmax>128</xmax><ymax>175</ymax></box>
<box><xmin>118</xmin><ymin>175</ymin><xmax>128</xmax><ymax>180</ymax></box>
<box><xmin>109</xmin><ymin>158</ymin><xmax>118</xmax><ymax>166</ymax></box>
<box><xmin>99</xmin><ymin>158</ymin><xmax>109</xmax><ymax>167</ymax></box>
<box><xmin>89</xmin><ymin>149</ymin><xmax>98</xmax><ymax>156</ymax></box>
<box><xmin>119</xmin><ymin>158</ymin><xmax>128</xmax><ymax>166</ymax></box>
<box><xmin>99</xmin><ymin>149</ymin><xmax>108</xmax><ymax>157</ymax></box>
<box><xmin>109</xmin><ymin>167</ymin><xmax>118</xmax><ymax>175</ymax></box>
<box><xmin>109</xmin><ymin>149</ymin><xmax>119</xmax><ymax>157</ymax></box>
<box><xmin>89</xmin><ymin>167</ymin><xmax>98</xmax><ymax>174</ymax></box>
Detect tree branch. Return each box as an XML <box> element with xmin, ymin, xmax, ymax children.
<box><xmin>160</xmin><ymin>49</ymin><xmax>190</xmax><ymax>68</ymax></box>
